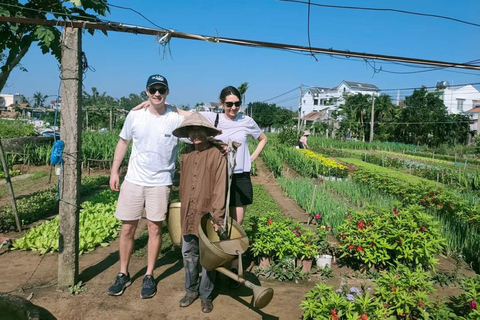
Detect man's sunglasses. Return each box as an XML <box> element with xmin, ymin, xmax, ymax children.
<box><xmin>224</xmin><ymin>101</ymin><xmax>242</xmax><ymax>108</ymax></box>
<box><xmin>148</xmin><ymin>87</ymin><xmax>167</xmax><ymax>95</ymax></box>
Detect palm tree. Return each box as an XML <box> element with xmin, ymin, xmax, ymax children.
<box><xmin>32</xmin><ymin>91</ymin><xmax>48</xmax><ymax>108</ymax></box>
<box><xmin>237</xmin><ymin>82</ymin><xmax>249</xmax><ymax>115</ymax></box>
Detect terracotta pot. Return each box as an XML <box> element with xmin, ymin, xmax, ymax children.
<box><xmin>259</xmin><ymin>256</ymin><xmax>272</xmax><ymax>269</ymax></box>
<box><xmin>300</xmin><ymin>259</ymin><xmax>313</xmax><ymax>273</ymax></box>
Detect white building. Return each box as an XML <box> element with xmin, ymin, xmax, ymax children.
<box><xmin>0</xmin><ymin>93</ymin><xmax>23</xmax><ymax>110</ymax></box>
<box><xmin>300</xmin><ymin>80</ymin><xmax>380</xmax><ymax>120</ymax></box>
<box><xmin>432</xmin><ymin>83</ymin><xmax>480</xmax><ymax>133</ymax></box>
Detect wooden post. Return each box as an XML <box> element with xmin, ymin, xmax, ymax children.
<box><xmin>0</xmin><ymin>140</ymin><xmax>21</xmax><ymax>232</ymax></box>
<box><xmin>58</xmin><ymin>27</ymin><xmax>82</xmax><ymax>291</ymax></box>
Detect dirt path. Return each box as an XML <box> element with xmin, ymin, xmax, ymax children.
<box><xmin>0</xmin><ymin>160</ymin><xmax>319</xmax><ymax>320</ymax></box>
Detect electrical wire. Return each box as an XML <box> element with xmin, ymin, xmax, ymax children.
<box><xmin>277</xmin><ymin>0</ymin><xmax>480</xmax><ymax>28</ymax></box>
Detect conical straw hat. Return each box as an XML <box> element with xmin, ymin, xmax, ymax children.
<box><xmin>173</xmin><ymin>112</ymin><xmax>222</xmax><ymax>138</ymax></box>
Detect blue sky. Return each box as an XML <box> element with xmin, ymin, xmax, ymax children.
<box><xmin>4</xmin><ymin>0</ymin><xmax>480</xmax><ymax>110</ymax></box>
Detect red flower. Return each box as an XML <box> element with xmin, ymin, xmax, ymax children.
<box><xmin>348</xmin><ymin>245</ymin><xmax>354</xmax><ymax>249</ymax></box>
<box><xmin>326</xmin><ymin>226</ymin><xmax>331</xmax><ymax>230</ymax></box>
<box><xmin>358</xmin><ymin>314</ymin><xmax>368</xmax><ymax>320</ymax></box>
<box><xmin>330</xmin><ymin>309</ymin><xmax>339</xmax><ymax>320</ymax></box>
<box><xmin>392</xmin><ymin>288</ymin><xmax>397</xmax><ymax>292</ymax></box>
<box><xmin>470</xmin><ymin>300</ymin><xmax>477</xmax><ymax>309</ymax></box>
<box><xmin>370</xmin><ymin>243</ymin><xmax>375</xmax><ymax>247</ymax></box>
<box><xmin>356</xmin><ymin>246</ymin><xmax>364</xmax><ymax>252</ymax></box>
<box><xmin>393</xmin><ymin>207</ymin><xmax>398</xmax><ymax>215</ymax></box>
<box><xmin>314</xmin><ymin>214</ymin><xmax>322</xmax><ymax>219</ymax></box>
<box><xmin>420</xmin><ymin>226</ymin><xmax>426</xmax><ymax>232</ymax></box>
<box><xmin>267</xmin><ymin>218</ymin><xmax>272</xmax><ymax>225</ymax></box>
<box><xmin>418</xmin><ymin>301</ymin><xmax>424</xmax><ymax>307</ymax></box>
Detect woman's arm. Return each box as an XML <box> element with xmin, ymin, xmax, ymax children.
<box><xmin>250</xmin><ymin>133</ymin><xmax>268</xmax><ymax>162</ymax></box>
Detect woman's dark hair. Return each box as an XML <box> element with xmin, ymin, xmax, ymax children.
<box><xmin>219</xmin><ymin>86</ymin><xmax>242</xmax><ymax>103</ymax></box>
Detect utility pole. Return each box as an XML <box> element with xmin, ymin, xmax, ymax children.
<box><xmin>297</xmin><ymin>84</ymin><xmax>303</xmax><ymax>132</ymax></box>
<box><xmin>58</xmin><ymin>27</ymin><xmax>82</xmax><ymax>291</ymax></box>
<box><xmin>369</xmin><ymin>95</ymin><xmax>375</xmax><ymax>143</ymax></box>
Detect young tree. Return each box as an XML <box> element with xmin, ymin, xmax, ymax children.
<box><xmin>0</xmin><ymin>0</ymin><xmax>109</xmax><ymax>93</ymax></box>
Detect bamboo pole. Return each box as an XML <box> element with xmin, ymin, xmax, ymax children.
<box><xmin>0</xmin><ymin>139</ymin><xmax>21</xmax><ymax>232</ymax></box>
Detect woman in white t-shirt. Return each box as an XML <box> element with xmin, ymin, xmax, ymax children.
<box><xmin>201</xmin><ymin>86</ymin><xmax>268</xmax><ymax>225</ymax></box>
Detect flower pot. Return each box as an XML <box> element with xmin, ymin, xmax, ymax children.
<box><xmin>315</xmin><ymin>254</ymin><xmax>333</xmax><ymax>269</ymax></box>
<box><xmin>297</xmin><ymin>258</ymin><xmax>313</xmax><ymax>273</ymax></box>
<box><xmin>259</xmin><ymin>256</ymin><xmax>272</xmax><ymax>269</ymax></box>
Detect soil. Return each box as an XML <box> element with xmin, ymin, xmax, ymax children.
<box><xmin>0</xmin><ymin>160</ymin><xmax>476</xmax><ymax>320</ymax></box>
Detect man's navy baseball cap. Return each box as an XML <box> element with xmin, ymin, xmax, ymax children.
<box><xmin>146</xmin><ymin>74</ymin><xmax>168</xmax><ymax>88</ymax></box>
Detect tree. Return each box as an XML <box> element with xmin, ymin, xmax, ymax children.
<box><xmin>32</xmin><ymin>91</ymin><xmax>48</xmax><ymax>108</ymax></box>
<box><xmin>0</xmin><ymin>1</ymin><xmax>109</xmax><ymax>93</ymax></box>
<box><xmin>334</xmin><ymin>93</ymin><xmax>371</xmax><ymax>141</ymax></box>
<box><xmin>397</xmin><ymin>89</ymin><xmax>450</xmax><ymax>147</ymax></box>
<box><xmin>238</xmin><ymin>82</ymin><xmax>249</xmax><ymax>107</ymax></box>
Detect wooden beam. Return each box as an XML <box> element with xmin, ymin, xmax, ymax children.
<box><xmin>57</xmin><ymin>27</ymin><xmax>82</xmax><ymax>291</ymax></box>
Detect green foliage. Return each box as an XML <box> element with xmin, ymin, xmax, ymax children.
<box><xmin>451</xmin><ymin>275</ymin><xmax>480</xmax><ymax>319</ymax></box>
<box><xmin>278</xmin><ymin>177</ymin><xmax>349</xmax><ymax>229</ymax></box>
<box><xmin>301</xmin><ymin>283</ymin><xmax>383</xmax><ymax>320</ymax></box>
<box><xmin>251</xmin><ymin>217</ymin><xmax>310</xmax><ymax>259</ymax></box>
<box><xmin>0</xmin><ymin>175</ymin><xmax>109</xmax><ymax>232</ymax></box>
<box><xmin>301</xmin><ymin>267</ymin><xmax>459</xmax><ymax>319</ymax></box>
<box><xmin>254</xmin><ymin>257</ymin><xmax>308</xmax><ymax>282</ymax></box>
<box><xmin>277</xmin><ymin>127</ymin><xmax>300</xmax><ymax>146</ymax></box>
<box><xmin>12</xmin><ymin>189</ymin><xmax>121</xmax><ymax>254</ymax></box>
<box><xmin>336</xmin><ymin>205</ymin><xmax>445</xmax><ymax>271</ymax></box>
<box><xmin>398</xmin><ymin>89</ymin><xmax>472</xmax><ymax>147</ymax></box>
<box><xmin>0</xmin><ymin>1</ymin><xmax>110</xmax><ymax>93</ymax></box>
<box><xmin>375</xmin><ymin>265</ymin><xmax>435</xmax><ymax>319</ymax></box>
<box><xmin>68</xmin><ymin>281</ymin><xmax>86</xmax><ymax>295</ymax></box>
<box><xmin>0</xmin><ymin>119</ymin><xmax>35</xmax><ymax>138</ymax></box>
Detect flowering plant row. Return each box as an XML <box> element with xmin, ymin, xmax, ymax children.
<box><xmin>336</xmin><ymin>206</ymin><xmax>445</xmax><ymax>271</ymax></box>
<box><xmin>352</xmin><ymin>166</ymin><xmax>480</xmax><ymax>226</ymax></box>
<box><xmin>298</xmin><ymin>149</ymin><xmax>349</xmax><ymax>178</ymax></box>
<box><xmin>251</xmin><ymin>216</ymin><xmax>324</xmax><ymax>260</ymax></box>
<box><xmin>301</xmin><ymin>264</ymin><xmax>473</xmax><ymax>319</ymax></box>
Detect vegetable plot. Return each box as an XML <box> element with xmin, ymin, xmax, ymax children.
<box><xmin>12</xmin><ymin>189</ymin><xmax>120</xmax><ymax>254</ymax></box>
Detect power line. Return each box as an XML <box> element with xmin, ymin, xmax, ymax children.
<box><xmin>1</xmin><ymin>16</ymin><xmax>480</xmax><ymax>71</ymax></box>
<box><xmin>262</xmin><ymin>86</ymin><xmax>300</xmax><ymax>102</ymax></box>
<box><xmin>278</xmin><ymin>0</ymin><xmax>480</xmax><ymax>28</ymax></box>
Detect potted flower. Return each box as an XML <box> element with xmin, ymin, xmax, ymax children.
<box><xmin>298</xmin><ymin>242</ymin><xmax>319</xmax><ymax>273</ymax></box>
<box><xmin>251</xmin><ymin>217</ymin><xmax>303</xmax><ymax>269</ymax></box>
<box><xmin>315</xmin><ymin>225</ymin><xmax>334</xmax><ymax>269</ymax></box>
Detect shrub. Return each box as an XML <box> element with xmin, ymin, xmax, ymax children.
<box><xmin>336</xmin><ymin>205</ymin><xmax>445</xmax><ymax>271</ymax></box>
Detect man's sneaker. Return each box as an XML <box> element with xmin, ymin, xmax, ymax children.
<box><xmin>140</xmin><ymin>275</ymin><xmax>156</xmax><ymax>299</ymax></box>
<box><xmin>108</xmin><ymin>273</ymin><xmax>131</xmax><ymax>296</ymax></box>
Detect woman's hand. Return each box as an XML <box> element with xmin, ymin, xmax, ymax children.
<box><xmin>131</xmin><ymin>101</ymin><xmax>150</xmax><ymax>111</ymax></box>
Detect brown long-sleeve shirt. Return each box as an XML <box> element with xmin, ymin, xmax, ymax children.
<box><xmin>179</xmin><ymin>144</ymin><xmax>227</xmax><ymax>236</ymax></box>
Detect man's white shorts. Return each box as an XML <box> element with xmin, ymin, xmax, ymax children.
<box><xmin>115</xmin><ymin>180</ymin><xmax>170</xmax><ymax>222</ymax></box>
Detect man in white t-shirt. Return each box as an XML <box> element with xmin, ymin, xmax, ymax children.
<box><xmin>107</xmin><ymin>74</ymin><xmax>184</xmax><ymax>299</ymax></box>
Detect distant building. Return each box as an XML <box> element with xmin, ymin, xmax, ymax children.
<box><xmin>0</xmin><ymin>93</ymin><xmax>23</xmax><ymax>111</ymax></box>
<box><xmin>431</xmin><ymin>83</ymin><xmax>480</xmax><ymax>133</ymax></box>
<box><xmin>300</xmin><ymin>80</ymin><xmax>380</xmax><ymax>120</ymax></box>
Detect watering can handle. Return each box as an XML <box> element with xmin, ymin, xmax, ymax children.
<box><xmin>223</xmin><ymin>140</ymin><xmax>237</xmax><ymax>231</ymax></box>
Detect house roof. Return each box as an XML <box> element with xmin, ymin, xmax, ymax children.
<box><xmin>337</xmin><ymin>81</ymin><xmax>380</xmax><ymax>92</ymax></box>
<box><xmin>307</xmin><ymin>87</ymin><xmax>330</xmax><ymax>95</ymax></box>
<box><xmin>301</xmin><ymin>110</ymin><xmax>329</xmax><ymax>121</ymax></box>
<box><xmin>466</xmin><ymin>107</ymin><xmax>480</xmax><ymax>113</ymax></box>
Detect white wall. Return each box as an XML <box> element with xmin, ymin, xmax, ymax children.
<box><xmin>440</xmin><ymin>85</ymin><xmax>480</xmax><ymax>114</ymax></box>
